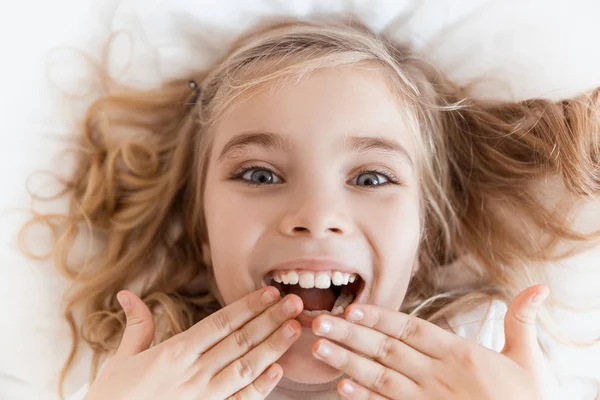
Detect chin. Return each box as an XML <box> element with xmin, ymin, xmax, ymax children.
<box><xmin>277</xmin><ymin>327</ymin><xmax>343</xmax><ymax>384</ymax></box>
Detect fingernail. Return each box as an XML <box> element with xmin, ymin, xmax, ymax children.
<box><xmin>261</xmin><ymin>288</ymin><xmax>277</xmax><ymax>304</ymax></box>
<box><xmin>341</xmin><ymin>381</ymin><xmax>355</xmax><ymax>394</ymax></box>
<box><xmin>283</xmin><ymin>322</ymin><xmax>297</xmax><ymax>339</ymax></box>
<box><xmin>317</xmin><ymin>318</ymin><xmax>332</xmax><ymax>334</ymax></box>
<box><xmin>283</xmin><ymin>297</ymin><xmax>297</xmax><ymax>314</ymax></box>
<box><xmin>316</xmin><ymin>342</ymin><xmax>332</xmax><ymax>358</ymax></box>
<box><xmin>347</xmin><ymin>307</ymin><xmax>364</xmax><ymax>322</ymax></box>
<box><xmin>117</xmin><ymin>293</ymin><xmax>130</xmax><ymax>312</ymax></box>
<box><xmin>531</xmin><ymin>287</ymin><xmax>550</xmax><ymax>305</ymax></box>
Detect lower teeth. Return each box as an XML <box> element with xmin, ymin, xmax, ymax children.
<box><xmin>301</xmin><ymin>291</ymin><xmax>355</xmax><ymax>316</ymax></box>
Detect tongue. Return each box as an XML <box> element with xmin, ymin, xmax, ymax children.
<box><xmin>285</xmin><ymin>286</ymin><xmax>337</xmax><ymax>311</ymax></box>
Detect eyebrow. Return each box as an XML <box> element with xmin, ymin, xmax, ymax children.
<box><xmin>217</xmin><ymin>131</ymin><xmax>413</xmax><ymax>167</ymax></box>
<box><xmin>217</xmin><ymin>132</ymin><xmax>294</xmax><ymax>162</ymax></box>
<box><xmin>344</xmin><ymin>136</ymin><xmax>414</xmax><ymax>167</ymax></box>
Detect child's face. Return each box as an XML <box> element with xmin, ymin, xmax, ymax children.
<box><xmin>203</xmin><ymin>65</ymin><xmax>421</xmax><ymax>383</ymax></box>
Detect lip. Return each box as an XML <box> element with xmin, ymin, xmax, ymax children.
<box><xmin>295</xmin><ymin>293</ymin><xmax>365</xmax><ymax>328</ymax></box>
<box><xmin>297</xmin><ymin>312</ymin><xmax>319</xmax><ymax>328</ymax></box>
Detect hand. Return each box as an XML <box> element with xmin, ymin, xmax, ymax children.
<box><xmin>310</xmin><ymin>285</ymin><xmax>558</xmax><ymax>399</ymax></box>
<box><xmin>85</xmin><ymin>286</ymin><xmax>303</xmax><ymax>400</ymax></box>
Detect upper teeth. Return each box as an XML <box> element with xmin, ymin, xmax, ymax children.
<box><xmin>272</xmin><ymin>270</ymin><xmax>357</xmax><ymax>289</ymax></box>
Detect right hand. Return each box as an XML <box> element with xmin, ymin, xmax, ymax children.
<box><xmin>84</xmin><ymin>286</ymin><xmax>303</xmax><ymax>400</ymax></box>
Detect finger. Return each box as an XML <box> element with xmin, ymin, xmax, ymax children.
<box><xmin>226</xmin><ymin>364</ymin><xmax>283</xmax><ymax>400</ymax></box>
<box><xmin>203</xmin><ymin>320</ymin><xmax>302</xmax><ymax>398</ymax></box>
<box><xmin>312</xmin><ymin>338</ymin><xmax>419</xmax><ymax>399</ymax></box>
<box><xmin>337</xmin><ymin>379</ymin><xmax>388</xmax><ymax>400</ymax></box>
<box><xmin>199</xmin><ymin>294</ymin><xmax>303</xmax><ymax>376</ymax></box>
<box><xmin>312</xmin><ymin>315</ymin><xmax>432</xmax><ymax>383</ymax></box>
<box><xmin>188</xmin><ymin>286</ymin><xmax>281</xmax><ymax>353</ymax></box>
<box><xmin>114</xmin><ymin>290</ymin><xmax>155</xmax><ymax>358</ymax></box>
<box><xmin>502</xmin><ymin>284</ymin><xmax>549</xmax><ymax>366</ymax></box>
<box><xmin>344</xmin><ymin>304</ymin><xmax>456</xmax><ymax>359</ymax></box>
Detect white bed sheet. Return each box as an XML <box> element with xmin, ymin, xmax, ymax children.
<box><xmin>1</xmin><ymin>0</ymin><xmax>599</xmax><ymax>398</ymax></box>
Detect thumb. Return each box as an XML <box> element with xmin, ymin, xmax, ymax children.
<box><xmin>114</xmin><ymin>290</ymin><xmax>155</xmax><ymax>358</ymax></box>
<box><xmin>501</xmin><ymin>284</ymin><xmax>549</xmax><ymax>366</ymax></box>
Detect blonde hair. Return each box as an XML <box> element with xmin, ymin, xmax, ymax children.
<box><xmin>20</xmin><ymin>17</ymin><xmax>600</xmax><ymax>398</ymax></box>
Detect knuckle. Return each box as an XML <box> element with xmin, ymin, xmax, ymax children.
<box><xmin>231</xmin><ymin>392</ymin><xmax>244</xmax><ymax>400</ymax></box>
<box><xmin>234</xmin><ymin>357</ymin><xmax>254</xmax><ymax>381</ymax></box>
<box><xmin>373</xmin><ymin>366</ymin><xmax>394</xmax><ymax>392</ymax></box>
<box><xmin>269</xmin><ymin>307</ymin><xmax>283</xmax><ymax>326</ymax></box>
<box><xmin>126</xmin><ymin>313</ymin><xmax>147</xmax><ymax>327</ymax></box>
<box><xmin>340</xmin><ymin>324</ymin><xmax>353</xmax><ymax>342</ymax></box>
<box><xmin>512</xmin><ymin>310</ymin><xmax>536</xmax><ymax>326</ymax></box>
<box><xmin>252</xmin><ymin>378</ymin><xmax>270</xmax><ymax>396</ymax></box>
<box><xmin>232</xmin><ymin>328</ymin><xmax>254</xmax><ymax>350</ymax></box>
<box><xmin>212</xmin><ymin>310</ymin><xmax>232</xmax><ymax>334</ymax></box>
<box><xmin>247</xmin><ymin>292</ymin><xmax>261</xmax><ymax>313</ymax></box>
<box><xmin>227</xmin><ymin>392</ymin><xmax>243</xmax><ymax>400</ymax></box>
<box><xmin>266</xmin><ymin>334</ymin><xmax>282</xmax><ymax>353</ymax></box>
<box><xmin>333</xmin><ymin>347</ymin><xmax>349</xmax><ymax>369</ymax></box>
<box><xmin>370</xmin><ymin>309</ymin><xmax>381</xmax><ymax>327</ymax></box>
<box><xmin>374</xmin><ymin>337</ymin><xmax>394</xmax><ymax>362</ymax></box>
<box><xmin>397</xmin><ymin>317</ymin><xmax>418</xmax><ymax>341</ymax></box>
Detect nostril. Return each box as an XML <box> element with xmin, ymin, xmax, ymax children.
<box><xmin>290</xmin><ymin>226</ymin><xmax>343</xmax><ymax>235</ymax></box>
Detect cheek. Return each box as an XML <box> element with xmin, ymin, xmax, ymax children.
<box><xmin>366</xmin><ymin>190</ymin><xmax>421</xmax><ymax>250</ymax></box>
<box><xmin>364</xmin><ymin>191</ymin><xmax>420</xmax><ymax>307</ymax></box>
<box><xmin>203</xmin><ymin>184</ymin><xmax>273</xmax><ymax>302</ymax></box>
<box><xmin>205</xmin><ymin>181</ymin><xmax>257</xmax><ymax>244</ymax></box>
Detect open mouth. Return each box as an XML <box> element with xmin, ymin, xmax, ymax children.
<box><xmin>264</xmin><ymin>270</ymin><xmax>365</xmax><ymax>317</ymax></box>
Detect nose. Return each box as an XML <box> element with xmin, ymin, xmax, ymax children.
<box><xmin>278</xmin><ymin>187</ymin><xmax>353</xmax><ymax>238</ymax></box>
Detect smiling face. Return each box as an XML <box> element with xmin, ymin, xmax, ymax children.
<box><xmin>202</xmin><ymin>65</ymin><xmax>422</xmax><ymax>383</ymax></box>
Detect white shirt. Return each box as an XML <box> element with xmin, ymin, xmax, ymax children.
<box><xmin>68</xmin><ymin>300</ymin><xmax>507</xmax><ymax>400</ymax></box>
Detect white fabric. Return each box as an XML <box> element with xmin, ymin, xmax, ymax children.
<box><xmin>65</xmin><ymin>300</ymin><xmax>508</xmax><ymax>400</ymax></box>
<box><xmin>1</xmin><ymin>1</ymin><xmax>600</xmax><ymax>399</ymax></box>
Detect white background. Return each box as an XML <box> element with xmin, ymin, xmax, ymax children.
<box><xmin>1</xmin><ymin>0</ymin><xmax>599</xmax><ymax>398</ymax></box>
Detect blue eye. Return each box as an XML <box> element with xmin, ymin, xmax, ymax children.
<box><xmin>238</xmin><ymin>167</ymin><xmax>282</xmax><ymax>186</ymax></box>
<box><xmin>349</xmin><ymin>171</ymin><xmax>398</xmax><ymax>187</ymax></box>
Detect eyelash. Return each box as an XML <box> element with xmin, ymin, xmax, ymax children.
<box><xmin>229</xmin><ymin>164</ymin><xmax>402</xmax><ymax>188</ymax></box>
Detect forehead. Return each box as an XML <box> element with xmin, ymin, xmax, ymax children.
<box><xmin>211</xmin><ymin>66</ymin><xmax>418</xmax><ymax>158</ymax></box>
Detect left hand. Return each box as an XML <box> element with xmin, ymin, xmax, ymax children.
<box><xmin>310</xmin><ymin>285</ymin><xmax>558</xmax><ymax>400</ymax></box>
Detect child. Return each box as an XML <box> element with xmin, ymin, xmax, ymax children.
<box><xmin>23</xmin><ymin>16</ymin><xmax>600</xmax><ymax>399</ymax></box>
